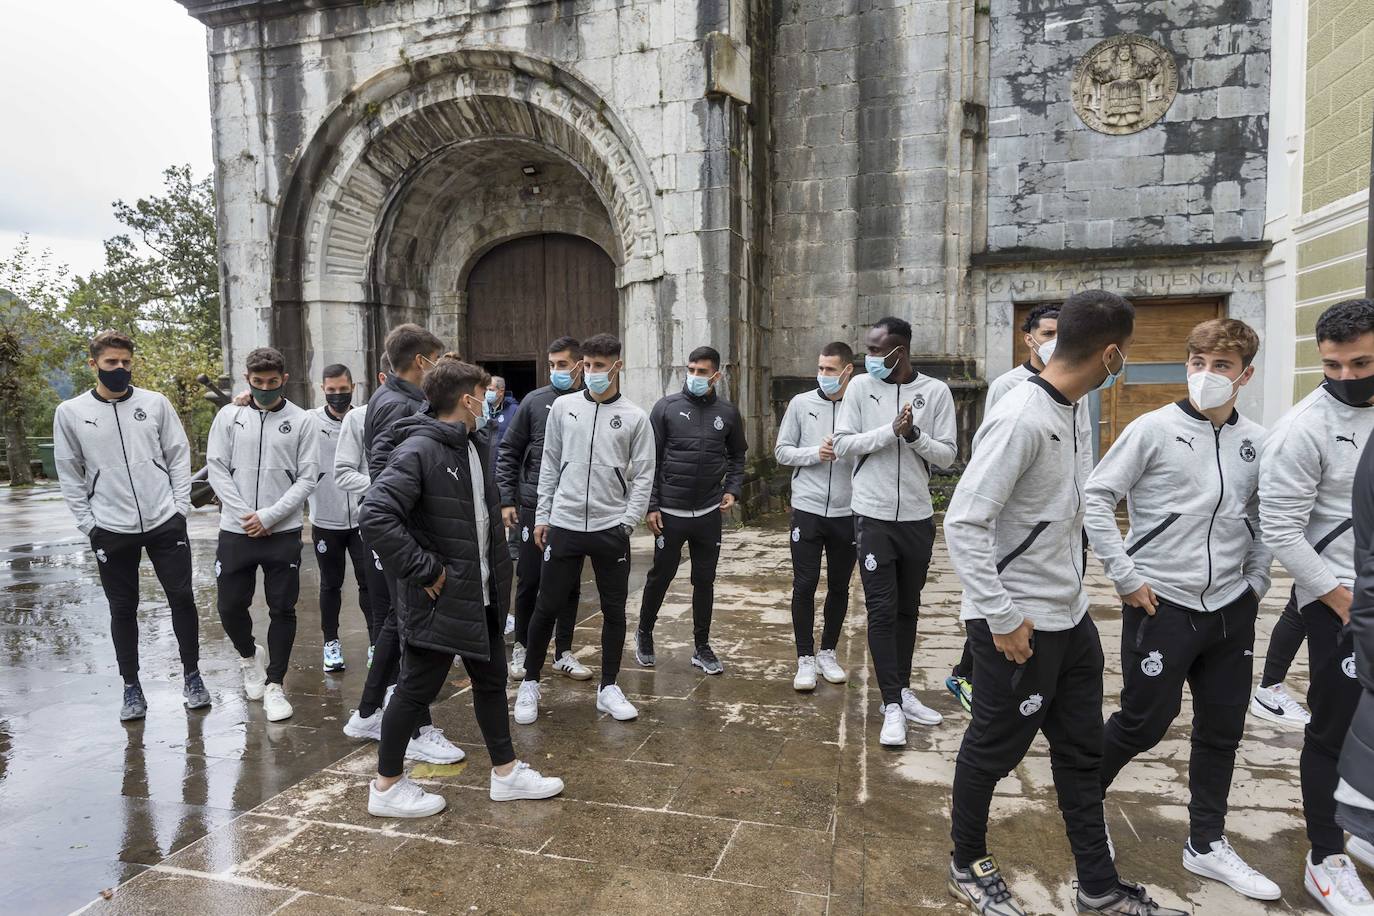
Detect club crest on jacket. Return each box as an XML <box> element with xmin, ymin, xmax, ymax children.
<box><xmin>1344</xmin><ymin>654</ymin><xmax>1358</xmax><ymax>678</ymax></box>
<box><xmin>133</xmin><ymin>407</ymin><xmax>147</xmax><ymax>421</ymax></box>
<box><xmin>1141</xmin><ymin>650</ymin><xmax>1164</xmax><ymax>677</ymax></box>
<box><xmin>610</xmin><ymin>415</ymin><xmax>623</xmax><ymax>429</ymax></box>
<box><xmin>279</xmin><ymin>420</ymin><xmax>292</xmax><ymax>434</ymax></box>
<box><xmin>1019</xmin><ymin>693</ymin><xmax>1043</xmax><ymax>716</ymax></box>
<box><xmin>1239</xmin><ymin>438</ymin><xmax>1256</xmax><ymax>462</ymax></box>
<box><xmin>713</xmin><ymin>415</ymin><xmax>724</xmax><ymax>430</ymax></box>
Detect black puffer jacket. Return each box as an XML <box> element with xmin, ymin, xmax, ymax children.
<box><xmin>495</xmin><ymin>384</ymin><xmax>564</xmax><ymax>513</ymax></box>
<box><xmin>1341</xmin><ymin>428</ymin><xmax>1374</xmax><ymax>799</ymax></box>
<box><xmin>648</xmin><ymin>387</ymin><xmax>747</xmax><ymax>513</ymax></box>
<box><xmin>358</xmin><ymin>413</ymin><xmax>512</xmax><ymax>660</ymax></box>
<box><xmin>363</xmin><ymin>375</ymin><xmax>425</xmax><ymax>478</ymax></box>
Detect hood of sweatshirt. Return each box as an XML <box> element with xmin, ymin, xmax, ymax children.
<box><xmin>393</xmin><ymin>412</ymin><xmax>471</xmax><ymax>449</ymax></box>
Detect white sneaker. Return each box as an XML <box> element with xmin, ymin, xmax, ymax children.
<box><xmin>405</xmin><ymin>725</ymin><xmax>465</xmax><ymax>764</ymax></box>
<box><xmin>240</xmin><ymin>644</ymin><xmax>267</xmax><ymax>701</ymax></box>
<box><xmin>793</xmin><ymin>656</ymin><xmax>818</xmax><ymax>692</ymax></box>
<box><xmin>490</xmin><ymin>760</ymin><xmax>565</xmax><ymax>801</ymax></box>
<box><xmin>901</xmin><ymin>687</ymin><xmax>943</xmax><ymax>726</ymax></box>
<box><xmin>1306</xmin><ymin>852</ymin><xmax>1374</xmax><ymax>915</ymax></box>
<box><xmin>1183</xmin><ymin>837</ymin><xmax>1280</xmax><ymax>901</ymax></box>
<box><xmin>596</xmin><ymin>684</ymin><xmax>638</xmax><ymax>721</ymax></box>
<box><xmin>1251</xmin><ymin>683</ymin><xmax>1311</xmax><ymax>729</ymax></box>
<box><xmin>504</xmin><ymin>613</ymin><xmax>516</xmax><ymax>637</ymax></box>
<box><xmin>1350</xmin><ymin>836</ymin><xmax>1374</xmax><ymax>871</ymax></box>
<box><xmin>816</xmin><ymin>648</ymin><xmax>848</xmax><ymax>684</ymax></box>
<box><xmin>509</xmin><ymin>643</ymin><xmax>527</xmax><ymax>682</ymax></box>
<box><xmin>880</xmin><ymin>703</ymin><xmax>907</xmax><ymax>746</ymax></box>
<box><xmin>553</xmin><ymin>651</ymin><xmax>593</xmax><ymax>681</ymax></box>
<box><xmin>343</xmin><ymin>708</ymin><xmax>383</xmax><ymax>741</ymax></box>
<box><xmin>262</xmin><ymin>683</ymin><xmax>293</xmax><ymax>722</ymax></box>
<box><xmin>368</xmin><ymin>776</ymin><xmax>446</xmax><ymax>818</ymax></box>
<box><xmin>514</xmin><ymin>680</ymin><xmax>541</xmax><ymax>725</ymax></box>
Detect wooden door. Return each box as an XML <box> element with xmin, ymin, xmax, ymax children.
<box><xmin>466</xmin><ymin>234</ymin><xmax>617</xmax><ymax>385</ymax></box>
<box><xmin>1012</xmin><ymin>297</ymin><xmax>1224</xmax><ymax>454</ymax></box>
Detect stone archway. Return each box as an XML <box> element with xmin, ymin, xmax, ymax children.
<box><xmin>270</xmin><ymin>49</ymin><xmax>664</xmax><ymax>402</ymax></box>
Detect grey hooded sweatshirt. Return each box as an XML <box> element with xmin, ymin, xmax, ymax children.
<box><xmin>833</xmin><ymin>370</ymin><xmax>958</xmax><ymax>522</ymax></box>
<box><xmin>206</xmin><ymin>400</ymin><xmax>319</xmax><ymax>534</ymax></box>
<box><xmin>308</xmin><ymin>405</ymin><xmax>363</xmax><ymax>530</ymax></box>
<box><xmin>1260</xmin><ymin>385</ymin><xmax>1374</xmax><ymax>609</ymax></box>
<box><xmin>944</xmin><ymin>376</ymin><xmax>1090</xmax><ymax>634</ymax></box>
<box><xmin>775</xmin><ymin>387</ymin><xmax>854</xmax><ymax>518</ymax></box>
<box><xmin>1085</xmin><ymin>400</ymin><xmax>1271</xmax><ymax>612</ymax></box>
<box><xmin>332</xmin><ymin>405</ymin><xmax>369</xmax><ymax>498</ymax></box>
<box><xmin>53</xmin><ymin>387</ymin><xmax>192</xmax><ymax>536</ymax></box>
<box><xmin>536</xmin><ymin>390</ymin><xmax>655</xmax><ymax>532</ymax></box>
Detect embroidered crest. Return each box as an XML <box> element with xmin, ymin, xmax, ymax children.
<box><xmin>278</xmin><ymin>420</ymin><xmax>292</xmax><ymax>434</ymax></box>
<box><xmin>371</xmin><ymin>549</ymin><xmax>383</xmax><ymax>572</ymax></box>
<box><xmin>713</xmin><ymin>415</ymin><xmax>724</xmax><ymax>431</ymax></box>
<box><xmin>316</xmin><ymin>539</ymin><xmax>327</xmax><ymax>554</ymax></box>
<box><xmin>522</xmin><ymin>526</ymin><xmax>530</xmax><ymax>542</ymax></box>
<box><xmin>1141</xmin><ymin>650</ymin><xmax>1164</xmax><ymax>677</ymax></box>
<box><xmin>214</xmin><ymin>560</ymin><xmax>222</xmax><ymax>577</ymax></box>
<box><xmin>791</xmin><ymin>527</ymin><xmax>801</xmax><ymax>543</ymax></box>
<box><xmin>133</xmin><ymin>407</ymin><xmax>147</xmax><ymax>422</ymax></box>
<box><xmin>864</xmin><ymin>553</ymin><xmax>877</xmax><ymax>572</ymax></box>
<box><xmin>656</xmin><ymin>535</ymin><xmax>666</xmax><ymax>550</ymax></box>
<box><xmin>95</xmin><ymin>547</ymin><xmax>107</xmax><ymax>564</ymax></box>
<box><xmin>610</xmin><ymin>415</ymin><xmax>623</xmax><ymax>429</ymax></box>
<box><xmin>1019</xmin><ymin>693</ymin><xmax>1043</xmax><ymax>717</ymax></box>
<box><xmin>543</xmin><ymin>545</ymin><xmax>552</xmax><ymax>562</ymax></box>
<box><xmin>1344</xmin><ymin>654</ymin><xmax>1358</xmax><ymax>679</ymax></box>
<box><xmin>913</xmin><ymin>394</ymin><xmax>926</xmax><ymax>410</ymax></box>
<box><xmin>1239</xmin><ymin>439</ymin><xmax>1256</xmax><ymax>462</ymax></box>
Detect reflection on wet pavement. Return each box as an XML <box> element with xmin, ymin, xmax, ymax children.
<box><xmin>2</xmin><ymin>485</ymin><xmax>1332</xmax><ymax>914</ymax></box>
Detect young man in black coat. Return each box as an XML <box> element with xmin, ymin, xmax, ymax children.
<box><xmin>360</xmin><ymin>360</ymin><xmax>564</xmax><ymax>818</ymax></box>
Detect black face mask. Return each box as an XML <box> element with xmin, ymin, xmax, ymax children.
<box><xmin>325</xmin><ymin>392</ymin><xmax>353</xmax><ymax>413</ymax></box>
<box><xmin>98</xmin><ymin>367</ymin><xmax>132</xmax><ymax>393</ymax></box>
<box><xmin>1324</xmin><ymin>375</ymin><xmax>1374</xmax><ymax>407</ymax></box>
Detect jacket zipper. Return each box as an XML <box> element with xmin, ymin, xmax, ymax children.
<box><xmin>585</xmin><ymin>402</ymin><xmax>600</xmax><ymax>530</ymax></box>
<box><xmin>254</xmin><ymin>409</ymin><xmax>266</xmax><ymax>510</ymax></box>
<box><xmin>1201</xmin><ymin>425</ymin><xmax>1224</xmax><ymax>611</ymax></box>
<box><xmin>825</xmin><ymin>397</ymin><xmax>835</xmax><ymax>514</ymax></box>
<box><xmin>112</xmin><ymin>401</ymin><xmax>146</xmax><ymax>532</ymax></box>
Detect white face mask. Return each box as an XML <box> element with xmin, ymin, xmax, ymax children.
<box><xmin>1188</xmin><ymin>370</ymin><xmax>1238</xmax><ymax>411</ymax></box>
<box><xmin>1035</xmin><ymin>337</ymin><xmax>1057</xmax><ymax>364</ymax></box>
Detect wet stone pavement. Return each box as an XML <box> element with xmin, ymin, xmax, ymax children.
<box><xmin>0</xmin><ymin>485</ymin><xmax>1337</xmax><ymax>914</ymax></box>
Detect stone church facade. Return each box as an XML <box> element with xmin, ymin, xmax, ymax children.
<box><xmin>178</xmin><ymin>0</ymin><xmax>1272</xmax><ymax>459</ymax></box>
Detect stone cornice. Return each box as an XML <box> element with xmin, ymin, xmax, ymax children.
<box><xmin>175</xmin><ymin>0</ymin><xmax>363</xmax><ymax>27</ymax></box>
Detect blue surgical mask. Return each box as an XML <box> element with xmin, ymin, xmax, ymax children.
<box><xmin>485</xmin><ymin>389</ymin><xmax>499</xmax><ymax>405</ymax></box>
<box><xmin>465</xmin><ymin>395</ymin><xmax>488</xmax><ymax>430</ymax></box>
<box><xmin>686</xmin><ymin>374</ymin><xmax>712</xmax><ymax>397</ymax></box>
<box><xmin>586</xmin><ymin>371</ymin><xmax>612</xmax><ymax>395</ymax></box>
<box><xmin>865</xmin><ymin>347</ymin><xmax>900</xmax><ymax>381</ymax></box>
<box><xmin>1098</xmin><ymin>346</ymin><xmax>1127</xmax><ymax>390</ymax></box>
<box><xmin>550</xmin><ymin>369</ymin><xmax>574</xmax><ymax>391</ymax></box>
<box><xmin>818</xmin><ymin>373</ymin><xmax>843</xmax><ymax>396</ymax></box>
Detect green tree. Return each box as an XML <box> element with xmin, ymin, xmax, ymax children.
<box><xmin>0</xmin><ymin>239</ymin><xmax>71</xmax><ymax>484</ymax></box>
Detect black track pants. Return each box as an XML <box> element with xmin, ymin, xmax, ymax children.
<box><xmin>311</xmin><ymin>525</ymin><xmax>374</xmax><ymax>643</ymax></box>
<box><xmin>856</xmin><ymin>515</ymin><xmax>935</xmax><ymax>706</ymax></box>
<box><xmin>215</xmin><ymin>529</ymin><xmax>302</xmax><ymax>684</ymax></box>
<box><xmin>1300</xmin><ymin>599</ymin><xmax>1362</xmax><ymax>859</ymax></box>
<box><xmin>788</xmin><ymin>509</ymin><xmax>855</xmax><ymax>657</ymax></box>
<box><xmin>525</xmin><ymin>526</ymin><xmax>630</xmax><ymax>688</ymax></box>
<box><xmin>1260</xmin><ymin>587</ymin><xmax>1306</xmax><ymax>688</ymax></box>
<box><xmin>637</xmin><ymin>511</ymin><xmax>722</xmax><ymax>648</ymax></box>
<box><xmin>513</xmin><ymin>508</ymin><xmax>578</xmax><ymax>655</ymax></box>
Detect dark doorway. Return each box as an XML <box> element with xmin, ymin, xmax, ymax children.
<box><xmin>481</xmin><ymin>359</ymin><xmax>539</xmax><ymax>401</ymax></box>
<box><xmin>466</xmin><ymin>233</ymin><xmax>618</xmax><ymax>387</ymax></box>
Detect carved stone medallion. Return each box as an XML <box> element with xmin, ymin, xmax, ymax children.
<box><xmin>1071</xmin><ymin>35</ymin><xmax>1178</xmax><ymax>135</ymax></box>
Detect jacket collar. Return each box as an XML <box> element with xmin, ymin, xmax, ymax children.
<box><xmin>91</xmin><ymin>387</ymin><xmax>135</xmax><ymax>404</ymax></box>
<box><xmin>1028</xmin><ymin>374</ymin><xmax>1071</xmax><ymax>406</ymax></box>
<box><xmin>1175</xmin><ymin>398</ymin><xmax>1239</xmax><ymax>426</ymax></box>
<box><xmin>682</xmin><ymin>385</ymin><xmax>718</xmax><ymax>405</ymax></box>
<box><xmin>1022</xmin><ymin>359</ymin><xmax>1041</xmax><ymax>376</ymax></box>
<box><xmin>878</xmin><ymin>368</ymin><xmax>919</xmax><ymax>386</ymax></box>
<box><xmin>816</xmin><ymin>387</ymin><xmax>842</xmax><ymax>402</ymax></box>
<box><xmin>582</xmin><ymin>390</ymin><xmax>623</xmax><ymax>405</ymax></box>
<box><xmin>385</xmin><ymin>374</ymin><xmax>425</xmax><ymax>402</ymax></box>
<box><xmin>253</xmin><ymin>397</ymin><xmax>288</xmax><ymax>413</ymax></box>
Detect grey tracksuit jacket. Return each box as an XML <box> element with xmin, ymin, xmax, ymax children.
<box><xmin>944</xmin><ymin>377</ymin><xmax>1090</xmax><ymax>634</ymax></box>
<box><xmin>1084</xmin><ymin>400</ymin><xmax>1271</xmax><ymax>612</ymax></box>
<box><xmin>308</xmin><ymin>406</ymin><xmax>363</xmax><ymax>531</ymax></box>
<box><xmin>774</xmin><ymin>387</ymin><xmax>854</xmax><ymax>518</ymax></box>
<box><xmin>1261</xmin><ymin>385</ymin><xmax>1374</xmax><ymax>609</ymax></box>
<box><xmin>53</xmin><ymin>387</ymin><xmax>192</xmax><ymax>536</ymax></box>
<box><xmin>332</xmin><ymin>405</ymin><xmax>369</xmax><ymax>498</ymax></box>
<box><xmin>536</xmin><ymin>390</ymin><xmax>656</xmax><ymax>532</ymax></box>
<box><xmin>986</xmin><ymin>361</ymin><xmax>1037</xmax><ymax>408</ymax></box>
<box><xmin>206</xmin><ymin>401</ymin><xmax>319</xmax><ymax>534</ymax></box>
<box><xmin>833</xmin><ymin>371</ymin><xmax>958</xmax><ymax>522</ymax></box>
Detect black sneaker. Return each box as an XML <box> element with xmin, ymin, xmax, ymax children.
<box><xmin>120</xmin><ymin>683</ymin><xmax>148</xmax><ymax>721</ymax></box>
<box><xmin>1076</xmin><ymin>881</ymin><xmax>1187</xmax><ymax>915</ymax></box>
<box><xmin>948</xmin><ymin>856</ymin><xmax>1026</xmax><ymax>915</ymax></box>
<box><xmin>692</xmin><ymin>645</ymin><xmax>723</xmax><ymax>675</ymax></box>
<box><xmin>635</xmin><ymin>630</ymin><xmax>655</xmax><ymax>667</ymax></box>
<box><xmin>183</xmin><ymin>671</ymin><xmax>211</xmax><ymax>710</ymax></box>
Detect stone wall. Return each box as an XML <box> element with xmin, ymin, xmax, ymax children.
<box><xmin>986</xmin><ymin>0</ymin><xmax>1272</xmax><ymax>253</ymax></box>
<box><xmin>1301</xmin><ymin>0</ymin><xmax>1374</xmax><ymax>214</ymax></box>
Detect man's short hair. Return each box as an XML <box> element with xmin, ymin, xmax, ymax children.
<box><xmin>89</xmin><ymin>330</ymin><xmax>135</xmax><ymax>360</ymax></box>
<box><xmin>1186</xmin><ymin>319</ymin><xmax>1260</xmax><ymax>368</ymax></box>
<box><xmin>423</xmin><ymin>360</ymin><xmax>491</xmax><ymax>415</ymax></box>
<box><xmin>581</xmin><ymin>333</ymin><xmax>622</xmax><ymax>359</ymax></box>
<box><xmin>1315</xmin><ymin>299</ymin><xmax>1374</xmax><ymax>345</ymax></box>
<box><xmin>873</xmin><ymin>316</ymin><xmax>913</xmax><ymax>345</ymax></box>
<box><xmin>688</xmin><ymin>345</ymin><xmax>721</xmax><ymax>370</ymax></box>
<box><xmin>548</xmin><ymin>336</ymin><xmax>581</xmax><ymax>358</ymax></box>
<box><xmin>1052</xmin><ymin>291</ymin><xmax>1135</xmax><ymax>364</ymax></box>
<box><xmin>490</xmin><ymin>375</ymin><xmax>506</xmax><ymax>389</ymax></box>
<box><xmin>1021</xmin><ymin>304</ymin><xmax>1060</xmax><ymax>334</ymax></box>
<box><xmin>379</xmin><ymin>353</ymin><xmax>392</xmax><ymax>375</ymax></box>
<box><xmin>322</xmin><ymin>363</ymin><xmax>352</xmax><ymax>382</ymax></box>
<box><xmin>245</xmin><ymin>347</ymin><xmax>286</xmax><ymax>375</ymax></box>
<box><xmin>819</xmin><ymin>341</ymin><xmax>855</xmax><ymax>364</ymax></box>
<box><xmin>384</xmin><ymin>323</ymin><xmax>445</xmax><ymax>372</ymax></box>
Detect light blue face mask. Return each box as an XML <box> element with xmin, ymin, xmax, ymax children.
<box><xmin>586</xmin><ymin>370</ymin><xmax>612</xmax><ymax>395</ymax></box>
<box><xmin>485</xmin><ymin>389</ymin><xmax>500</xmax><ymax>405</ymax></box>
<box><xmin>818</xmin><ymin>374</ymin><xmax>842</xmax><ymax>396</ymax></box>
<box><xmin>686</xmin><ymin>373</ymin><xmax>713</xmax><ymax>397</ymax></box>
<box><xmin>467</xmin><ymin>395</ymin><xmax>489</xmax><ymax>431</ymax></box>
<box><xmin>1098</xmin><ymin>347</ymin><xmax>1127</xmax><ymax>390</ymax></box>
<box><xmin>865</xmin><ymin>347</ymin><xmax>900</xmax><ymax>381</ymax></box>
<box><xmin>550</xmin><ymin>369</ymin><xmax>575</xmax><ymax>391</ymax></box>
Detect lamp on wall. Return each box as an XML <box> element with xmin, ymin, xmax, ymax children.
<box><xmin>521</xmin><ymin>164</ymin><xmax>538</xmax><ymax>176</ymax></box>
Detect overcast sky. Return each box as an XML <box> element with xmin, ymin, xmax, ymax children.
<box><xmin>0</xmin><ymin>1</ymin><xmax>213</xmax><ymax>277</ymax></box>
